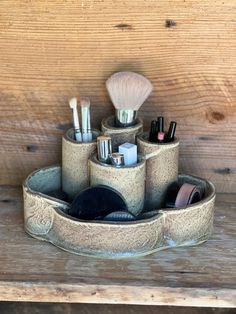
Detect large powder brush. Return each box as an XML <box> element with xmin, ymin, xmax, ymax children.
<box><xmin>106</xmin><ymin>71</ymin><xmax>153</xmax><ymax>127</ymax></box>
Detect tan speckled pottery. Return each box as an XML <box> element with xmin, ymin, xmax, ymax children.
<box><xmin>62</xmin><ymin>128</ymin><xmax>100</xmax><ymax>200</ymax></box>
<box><xmin>89</xmin><ymin>155</ymin><xmax>146</xmax><ymax>215</ymax></box>
<box><xmin>101</xmin><ymin>116</ymin><xmax>143</xmax><ymax>151</ymax></box>
<box><xmin>137</xmin><ymin>132</ymin><xmax>179</xmax><ymax>210</ymax></box>
<box><xmin>160</xmin><ymin>175</ymin><xmax>215</xmax><ymax>246</ymax></box>
<box><xmin>23</xmin><ymin>165</ymin><xmax>215</xmax><ymax>258</ymax></box>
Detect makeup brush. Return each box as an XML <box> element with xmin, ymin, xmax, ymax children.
<box><xmin>106</xmin><ymin>71</ymin><xmax>153</xmax><ymax>127</ymax></box>
<box><xmin>80</xmin><ymin>96</ymin><xmax>92</xmax><ymax>142</ymax></box>
<box><xmin>157</xmin><ymin>116</ymin><xmax>164</xmax><ymax>133</ymax></box>
<box><xmin>166</xmin><ymin>121</ymin><xmax>177</xmax><ymax>142</ymax></box>
<box><xmin>148</xmin><ymin>120</ymin><xmax>156</xmax><ymax>142</ymax></box>
<box><xmin>69</xmin><ymin>97</ymin><xmax>82</xmax><ymax>142</ymax></box>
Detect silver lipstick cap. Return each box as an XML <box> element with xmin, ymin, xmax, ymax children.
<box><xmin>97</xmin><ymin>136</ymin><xmax>112</xmax><ymax>163</ymax></box>
<box><xmin>109</xmin><ymin>153</ymin><xmax>125</xmax><ymax>167</ymax></box>
<box><xmin>115</xmin><ymin>109</ymin><xmax>138</xmax><ymax>127</ymax></box>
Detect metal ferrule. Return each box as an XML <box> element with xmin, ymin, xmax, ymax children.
<box><xmin>87</xmin><ymin>109</ymin><xmax>93</xmax><ymax>141</ymax></box>
<box><xmin>97</xmin><ymin>136</ymin><xmax>112</xmax><ymax>163</ymax></box>
<box><xmin>109</xmin><ymin>153</ymin><xmax>125</xmax><ymax>167</ymax></box>
<box><xmin>81</xmin><ymin>106</ymin><xmax>88</xmax><ymax>133</ymax></box>
<box><xmin>115</xmin><ymin>109</ymin><xmax>138</xmax><ymax>127</ymax></box>
<box><xmin>81</xmin><ymin>106</ymin><xmax>90</xmax><ymax>142</ymax></box>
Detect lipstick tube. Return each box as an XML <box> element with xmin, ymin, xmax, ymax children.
<box><xmin>97</xmin><ymin>136</ymin><xmax>112</xmax><ymax>164</ymax></box>
<box><xmin>109</xmin><ymin>153</ymin><xmax>125</xmax><ymax>167</ymax></box>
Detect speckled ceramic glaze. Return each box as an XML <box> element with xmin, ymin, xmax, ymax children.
<box><xmin>137</xmin><ymin>133</ymin><xmax>179</xmax><ymax>210</ymax></box>
<box><xmin>62</xmin><ymin>128</ymin><xmax>100</xmax><ymax>200</ymax></box>
<box><xmin>160</xmin><ymin>175</ymin><xmax>215</xmax><ymax>247</ymax></box>
<box><xmin>23</xmin><ymin>166</ymin><xmax>215</xmax><ymax>258</ymax></box>
<box><xmin>89</xmin><ymin>155</ymin><xmax>146</xmax><ymax>215</ymax></box>
<box><xmin>101</xmin><ymin>116</ymin><xmax>143</xmax><ymax>151</ymax></box>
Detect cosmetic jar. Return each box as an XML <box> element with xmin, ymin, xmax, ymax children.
<box><xmin>62</xmin><ymin>128</ymin><xmax>100</xmax><ymax>200</ymax></box>
<box><xmin>97</xmin><ymin>135</ymin><xmax>112</xmax><ymax>164</ymax></box>
<box><xmin>137</xmin><ymin>132</ymin><xmax>179</xmax><ymax>210</ymax></box>
<box><xmin>89</xmin><ymin>154</ymin><xmax>146</xmax><ymax>215</ymax></box>
<box><xmin>101</xmin><ymin>116</ymin><xmax>143</xmax><ymax>151</ymax></box>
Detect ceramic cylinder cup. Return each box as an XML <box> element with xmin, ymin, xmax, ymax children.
<box><xmin>137</xmin><ymin>132</ymin><xmax>179</xmax><ymax>210</ymax></box>
<box><xmin>62</xmin><ymin>128</ymin><xmax>100</xmax><ymax>200</ymax></box>
<box><xmin>89</xmin><ymin>155</ymin><xmax>146</xmax><ymax>216</ymax></box>
<box><xmin>101</xmin><ymin>116</ymin><xmax>143</xmax><ymax>151</ymax></box>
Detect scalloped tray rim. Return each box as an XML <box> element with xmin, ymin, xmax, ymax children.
<box><xmin>23</xmin><ymin>165</ymin><xmax>216</xmax><ymax>258</ymax></box>
<box><xmin>23</xmin><ymin>165</ymin><xmax>216</xmax><ymax>225</ymax></box>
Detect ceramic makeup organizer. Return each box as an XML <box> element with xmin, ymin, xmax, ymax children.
<box><xmin>23</xmin><ymin>117</ymin><xmax>216</xmax><ymax>258</ymax></box>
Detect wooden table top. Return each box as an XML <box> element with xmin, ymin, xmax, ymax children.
<box><xmin>0</xmin><ymin>187</ymin><xmax>235</xmax><ymax>307</ymax></box>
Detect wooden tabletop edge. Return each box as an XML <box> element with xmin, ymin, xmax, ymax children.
<box><xmin>0</xmin><ymin>282</ymin><xmax>235</xmax><ymax>307</ymax></box>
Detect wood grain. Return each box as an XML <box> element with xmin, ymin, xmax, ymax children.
<box><xmin>0</xmin><ymin>0</ymin><xmax>235</xmax><ymax>191</ymax></box>
<box><xmin>0</xmin><ymin>187</ymin><xmax>235</xmax><ymax>306</ymax></box>
<box><xmin>0</xmin><ymin>302</ymin><xmax>235</xmax><ymax>314</ymax></box>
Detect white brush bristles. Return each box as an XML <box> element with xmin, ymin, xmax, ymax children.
<box><xmin>69</xmin><ymin>97</ymin><xmax>77</xmax><ymax>110</ymax></box>
<box><xmin>106</xmin><ymin>71</ymin><xmax>153</xmax><ymax>111</ymax></box>
<box><xmin>69</xmin><ymin>97</ymin><xmax>80</xmax><ymax>130</ymax></box>
<box><xmin>80</xmin><ymin>97</ymin><xmax>92</xmax><ymax>142</ymax></box>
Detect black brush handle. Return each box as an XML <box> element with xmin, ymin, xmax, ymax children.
<box><xmin>157</xmin><ymin>116</ymin><xmax>164</xmax><ymax>133</ymax></box>
<box><xmin>167</xmin><ymin>121</ymin><xmax>177</xmax><ymax>142</ymax></box>
<box><xmin>148</xmin><ymin>120</ymin><xmax>157</xmax><ymax>142</ymax></box>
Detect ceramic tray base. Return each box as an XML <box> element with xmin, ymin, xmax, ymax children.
<box><xmin>23</xmin><ymin>166</ymin><xmax>215</xmax><ymax>258</ymax></box>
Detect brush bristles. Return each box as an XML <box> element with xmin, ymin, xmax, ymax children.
<box><xmin>80</xmin><ymin>96</ymin><xmax>90</xmax><ymax>108</ymax></box>
<box><xmin>69</xmin><ymin>97</ymin><xmax>77</xmax><ymax>109</ymax></box>
<box><xmin>106</xmin><ymin>71</ymin><xmax>153</xmax><ymax>111</ymax></box>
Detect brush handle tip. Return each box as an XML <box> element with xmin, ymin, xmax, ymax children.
<box><xmin>75</xmin><ymin>131</ymin><xmax>82</xmax><ymax>142</ymax></box>
<box><xmin>82</xmin><ymin>132</ymin><xmax>92</xmax><ymax>142</ymax></box>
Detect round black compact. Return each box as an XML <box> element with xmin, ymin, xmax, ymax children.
<box><xmin>68</xmin><ymin>185</ymin><xmax>129</xmax><ymax>220</ymax></box>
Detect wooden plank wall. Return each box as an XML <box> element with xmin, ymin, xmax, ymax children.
<box><xmin>0</xmin><ymin>0</ymin><xmax>235</xmax><ymax>192</ymax></box>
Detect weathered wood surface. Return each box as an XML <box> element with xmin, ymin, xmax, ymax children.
<box><xmin>0</xmin><ymin>0</ymin><xmax>235</xmax><ymax>192</ymax></box>
<box><xmin>0</xmin><ymin>302</ymin><xmax>235</xmax><ymax>314</ymax></box>
<box><xmin>0</xmin><ymin>187</ymin><xmax>235</xmax><ymax>307</ymax></box>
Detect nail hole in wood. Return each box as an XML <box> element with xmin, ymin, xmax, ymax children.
<box><xmin>26</xmin><ymin>145</ymin><xmax>38</xmax><ymax>152</ymax></box>
<box><xmin>165</xmin><ymin>19</ymin><xmax>176</xmax><ymax>28</ymax></box>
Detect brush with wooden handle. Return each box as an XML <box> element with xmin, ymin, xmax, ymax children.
<box><xmin>80</xmin><ymin>96</ymin><xmax>93</xmax><ymax>142</ymax></box>
<box><xmin>106</xmin><ymin>71</ymin><xmax>153</xmax><ymax>127</ymax></box>
<box><xmin>69</xmin><ymin>97</ymin><xmax>82</xmax><ymax>142</ymax></box>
